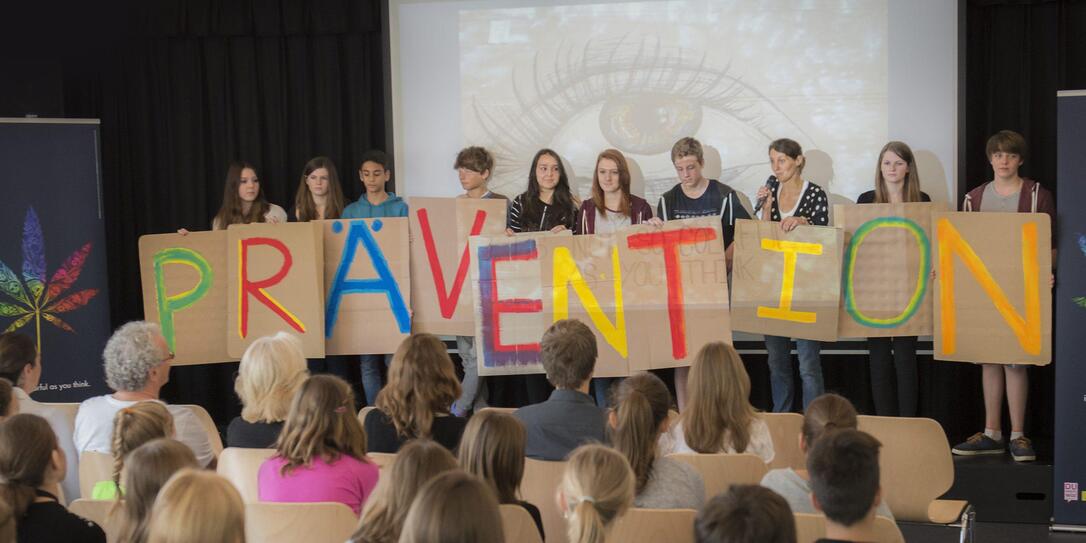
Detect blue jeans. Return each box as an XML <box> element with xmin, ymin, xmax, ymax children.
<box><xmin>360</xmin><ymin>354</ymin><xmax>391</xmax><ymax>406</ymax></box>
<box><xmin>593</xmin><ymin>377</ymin><xmax>619</xmax><ymax>407</ymax></box>
<box><xmin>453</xmin><ymin>336</ymin><xmax>488</xmax><ymax>414</ymax></box>
<box><xmin>764</xmin><ymin>335</ymin><xmax>824</xmax><ymax>412</ymax></box>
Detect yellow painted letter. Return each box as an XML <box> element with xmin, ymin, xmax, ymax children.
<box><xmin>552</xmin><ymin>246</ymin><xmax>628</xmax><ymax>357</ymax></box>
<box><xmin>757</xmin><ymin>239</ymin><xmax>823</xmax><ymax>323</ymax></box>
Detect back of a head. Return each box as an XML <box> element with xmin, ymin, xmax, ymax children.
<box><xmin>0</xmin><ymin>379</ymin><xmax>14</xmax><ymax>419</ymax></box>
<box><xmin>801</xmin><ymin>393</ymin><xmax>857</xmax><ymax>450</ymax></box>
<box><xmin>0</xmin><ymin>496</ymin><xmax>13</xmax><ymax>543</ymax></box>
<box><xmin>695</xmin><ymin>485</ymin><xmax>796</xmax><ymax>543</ymax></box>
<box><xmin>610</xmin><ymin>372</ymin><xmax>670</xmax><ymax>493</ymax></box>
<box><xmin>103</xmin><ymin>321</ymin><xmax>166</xmax><ymax>392</ymax></box>
<box><xmin>0</xmin><ymin>414</ymin><xmax>57</xmax><ymax>519</ymax></box>
<box><xmin>376</xmin><ymin>333</ymin><xmax>461</xmax><ymax>439</ymax></box>
<box><xmin>457</xmin><ymin>410</ymin><xmax>526</xmax><ymax>503</ymax></box>
<box><xmin>398</xmin><ymin>470</ymin><xmax>504</xmax><ymax>543</ymax></box>
<box><xmin>540</xmin><ymin>319</ymin><xmax>597</xmax><ymax>389</ymax></box>
<box><xmin>807</xmin><ymin>429</ymin><xmax>882</xmax><ymax>527</ymax></box>
<box><xmin>236</xmin><ymin>331</ymin><xmax>308</xmax><ymax>424</ymax></box>
<box><xmin>116</xmin><ymin>438</ymin><xmax>199</xmax><ymax>543</ymax></box>
<box><xmin>560</xmin><ymin>444</ymin><xmax>635</xmax><ymax>543</ymax></box>
<box><xmin>147</xmin><ymin>469</ymin><xmax>245</xmax><ymax>543</ymax></box>
<box><xmin>276</xmin><ymin>374</ymin><xmax>367</xmax><ymax>472</ymax></box>
<box><xmin>684</xmin><ymin>341</ymin><xmax>755</xmax><ymax>454</ymax></box>
<box><xmin>353</xmin><ymin>439</ymin><xmax>458</xmax><ymax>543</ymax></box>
<box><xmin>111</xmin><ymin>401</ymin><xmax>174</xmax><ymax>486</ymax></box>
<box><xmin>0</xmin><ymin>332</ymin><xmax>36</xmax><ymax>387</ymax></box>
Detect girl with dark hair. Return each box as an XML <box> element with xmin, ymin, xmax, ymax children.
<box><xmin>292</xmin><ymin>156</ymin><xmax>346</xmax><ymax>221</ymax></box>
<box><xmin>507</xmin><ymin>149</ymin><xmax>578</xmax><ymax>234</ymax></box>
<box><xmin>211</xmin><ymin>161</ymin><xmax>287</xmax><ymax>230</ymax></box>
<box><xmin>755</xmin><ymin>138</ymin><xmax>829</xmax><ymax>412</ymax></box>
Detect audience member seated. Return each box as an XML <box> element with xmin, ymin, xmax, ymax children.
<box><xmin>94</xmin><ymin>401</ymin><xmax>174</xmax><ymax>500</ymax></box>
<box><xmin>610</xmin><ymin>372</ymin><xmax>704</xmax><ymax>509</ymax></box>
<box><xmin>0</xmin><ymin>414</ymin><xmax>105</xmax><ymax>543</ymax></box>
<box><xmin>259</xmin><ymin>374</ymin><xmax>379</xmax><ymax>515</ymax></box>
<box><xmin>659</xmin><ymin>342</ymin><xmax>774</xmax><ymax>463</ymax></box>
<box><xmin>0</xmin><ymin>332</ymin><xmax>81</xmax><ymax>499</ymax></box>
<box><xmin>399</xmin><ymin>471</ymin><xmax>505</xmax><ymax>543</ymax></box>
<box><xmin>73</xmin><ymin>322</ymin><xmax>215</xmax><ymax>467</ymax></box>
<box><xmin>364</xmin><ymin>333</ymin><xmax>466</xmax><ymax>453</ymax></box>
<box><xmin>0</xmin><ymin>497</ymin><xmax>13</xmax><ymax>541</ymax></box>
<box><xmin>0</xmin><ymin>378</ymin><xmax>15</xmax><ymax>420</ymax></box>
<box><xmin>760</xmin><ymin>393</ymin><xmax>893</xmax><ymax>519</ymax></box>
<box><xmin>694</xmin><ymin>484</ymin><xmax>796</xmax><ymax>543</ymax></box>
<box><xmin>228</xmin><ymin>332</ymin><xmax>308</xmax><ymax>448</ymax></box>
<box><xmin>146</xmin><ymin>469</ymin><xmax>245</xmax><ymax>543</ymax></box>
<box><xmin>515</xmin><ymin>319</ymin><xmax>608</xmax><ymax>460</ymax></box>
<box><xmin>349</xmin><ymin>439</ymin><xmax>458</xmax><ymax>543</ymax></box>
<box><xmin>458</xmin><ymin>410</ymin><xmax>545</xmax><ymax>539</ymax></box>
<box><xmin>112</xmin><ymin>438</ymin><xmax>199</xmax><ymax>543</ymax></box>
<box><xmin>559</xmin><ymin>444</ymin><xmax>635</xmax><ymax>543</ymax></box>
<box><xmin>808</xmin><ymin>429</ymin><xmax>885</xmax><ymax>543</ymax></box>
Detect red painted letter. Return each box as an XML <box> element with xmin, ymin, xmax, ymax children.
<box><xmin>626</xmin><ymin>227</ymin><xmax>717</xmax><ymax>358</ymax></box>
<box><xmin>417</xmin><ymin>208</ymin><xmax>487</xmax><ymax>318</ymax></box>
<box><xmin>238</xmin><ymin>237</ymin><xmax>306</xmax><ymax>338</ymax></box>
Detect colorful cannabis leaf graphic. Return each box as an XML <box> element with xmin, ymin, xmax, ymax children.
<box><xmin>0</xmin><ymin>208</ymin><xmax>98</xmax><ymax>352</ymax></box>
<box><xmin>1074</xmin><ymin>233</ymin><xmax>1086</xmax><ymax>309</ymax></box>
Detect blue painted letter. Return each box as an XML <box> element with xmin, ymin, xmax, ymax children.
<box><xmin>325</xmin><ymin>220</ymin><xmax>410</xmax><ymax>336</ymax></box>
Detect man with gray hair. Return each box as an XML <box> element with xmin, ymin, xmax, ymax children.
<box><xmin>73</xmin><ymin>321</ymin><xmax>215</xmax><ymax>467</ymax></box>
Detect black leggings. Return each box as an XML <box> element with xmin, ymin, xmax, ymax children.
<box><xmin>867</xmin><ymin>336</ymin><xmax>918</xmax><ymax>417</ymax></box>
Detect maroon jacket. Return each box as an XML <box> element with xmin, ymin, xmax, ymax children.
<box><xmin>575</xmin><ymin>195</ymin><xmax>654</xmax><ymax>234</ymax></box>
<box><xmin>962</xmin><ymin>177</ymin><xmax>1055</xmax><ymax>245</ymax></box>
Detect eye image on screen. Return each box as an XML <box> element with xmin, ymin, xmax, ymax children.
<box><xmin>458</xmin><ymin>0</ymin><xmax>888</xmax><ymax>205</ymax></box>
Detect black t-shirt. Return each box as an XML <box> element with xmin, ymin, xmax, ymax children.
<box><xmin>18</xmin><ymin>491</ymin><xmax>105</xmax><ymax>543</ymax></box>
<box><xmin>856</xmin><ymin>190</ymin><xmax>931</xmax><ymax>204</ymax></box>
<box><xmin>226</xmin><ymin>417</ymin><xmax>284</xmax><ymax>449</ymax></box>
<box><xmin>363</xmin><ymin>409</ymin><xmax>467</xmax><ymax>453</ymax></box>
<box><xmin>657</xmin><ymin>179</ymin><xmax>751</xmax><ymax>247</ymax></box>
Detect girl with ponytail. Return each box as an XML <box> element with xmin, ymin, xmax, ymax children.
<box><xmin>0</xmin><ymin>414</ymin><xmax>105</xmax><ymax>542</ymax></box>
<box><xmin>558</xmin><ymin>444</ymin><xmax>635</xmax><ymax>543</ymax></box>
<box><xmin>113</xmin><ymin>438</ymin><xmax>198</xmax><ymax>543</ymax></box>
<box><xmin>609</xmin><ymin>373</ymin><xmax>704</xmax><ymax>509</ymax></box>
<box><xmin>94</xmin><ymin>401</ymin><xmax>174</xmax><ymax>499</ymax></box>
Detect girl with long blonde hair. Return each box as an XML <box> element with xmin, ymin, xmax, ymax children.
<box><xmin>365</xmin><ymin>333</ymin><xmax>464</xmax><ymax>452</ymax></box>
<box><xmin>660</xmin><ymin>341</ymin><xmax>775</xmax><ymax>463</ymax></box>
<box><xmin>146</xmin><ymin>470</ymin><xmax>245</xmax><ymax>543</ymax></box>
<box><xmin>558</xmin><ymin>444</ymin><xmax>635</xmax><ymax>543</ymax></box>
<box><xmin>258</xmin><ymin>374</ymin><xmax>379</xmax><ymax>514</ymax></box>
<box><xmin>112</xmin><ymin>438</ymin><xmax>198</xmax><ymax>543</ymax></box>
<box><xmin>610</xmin><ymin>372</ymin><xmax>703</xmax><ymax>509</ymax></box>
<box><xmin>228</xmin><ymin>332</ymin><xmax>308</xmax><ymax>448</ymax></box>
<box><xmin>349</xmin><ymin>439</ymin><xmax>457</xmax><ymax>543</ymax></box>
<box><xmin>399</xmin><ymin>471</ymin><xmax>505</xmax><ymax>543</ymax></box>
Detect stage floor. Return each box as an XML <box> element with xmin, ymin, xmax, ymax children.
<box><xmin>901</xmin><ymin>522</ymin><xmax>1086</xmax><ymax>542</ymax></box>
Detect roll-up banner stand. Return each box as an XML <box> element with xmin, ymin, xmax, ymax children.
<box><xmin>0</xmin><ymin>119</ymin><xmax>112</xmax><ymax>401</ymax></box>
<box><xmin>1054</xmin><ymin>91</ymin><xmax>1086</xmax><ymax>532</ymax></box>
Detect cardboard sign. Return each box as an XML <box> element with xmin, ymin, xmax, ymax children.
<box><xmin>731</xmin><ymin>219</ymin><xmax>844</xmax><ymax>342</ymax></box>
<box><xmin>408</xmin><ymin>197</ymin><xmax>508</xmax><ymax>335</ymax></box>
<box><xmin>322</xmin><ymin>218</ymin><xmax>411</xmax><ymax>355</ymax></box>
<box><xmin>933</xmin><ymin>212</ymin><xmax>1052</xmax><ymax>365</ymax></box>
<box><xmin>138</xmin><ymin>231</ymin><xmax>233</xmax><ymax>365</ymax></box>
<box><xmin>226</xmin><ymin>222</ymin><xmax>325</xmax><ymax>358</ymax></box>
<box><xmin>834</xmin><ymin>203</ymin><xmax>942</xmax><ymax>338</ymax></box>
<box><xmin>470</xmin><ymin>218</ymin><xmax>730</xmax><ymax>377</ymax></box>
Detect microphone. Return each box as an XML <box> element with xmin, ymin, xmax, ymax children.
<box><xmin>754</xmin><ymin>175</ymin><xmax>776</xmax><ymax>213</ymax></box>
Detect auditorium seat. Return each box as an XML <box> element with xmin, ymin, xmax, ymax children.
<box><xmin>245</xmin><ymin>501</ymin><xmax>357</xmax><ymax>543</ymax></box>
<box><xmin>78</xmin><ymin>451</ymin><xmax>113</xmax><ymax>498</ymax></box>
<box><xmin>178</xmin><ymin>403</ymin><xmax>224</xmax><ymax>457</ymax></box>
<box><xmin>611</xmin><ymin>508</ymin><xmax>697</xmax><ymax>543</ymax></box>
<box><xmin>500</xmin><ymin>503</ymin><xmax>544</xmax><ymax>543</ymax></box>
<box><xmin>216</xmin><ymin>447</ymin><xmax>276</xmax><ymax>502</ymax></box>
<box><xmin>521</xmin><ymin>458</ymin><xmax>568</xmax><ymax>543</ymax></box>
<box><xmin>68</xmin><ymin>499</ymin><xmax>120</xmax><ymax>541</ymax></box>
<box><xmin>478</xmin><ymin>407</ymin><xmax>516</xmax><ymax>414</ymax></box>
<box><xmin>762</xmin><ymin>412</ymin><xmax>805</xmax><ymax>470</ymax></box>
<box><xmin>858</xmin><ymin>415</ymin><xmax>968</xmax><ymax>523</ymax></box>
<box><xmin>357</xmin><ymin>405</ymin><xmax>376</xmax><ymax>424</ymax></box>
<box><xmin>368</xmin><ymin>452</ymin><xmax>396</xmax><ymax>468</ymax></box>
<box><xmin>666</xmin><ymin>453</ymin><xmax>767</xmax><ymax>498</ymax></box>
<box><xmin>793</xmin><ymin>513</ymin><xmax>904</xmax><ymax>543</ymax></box>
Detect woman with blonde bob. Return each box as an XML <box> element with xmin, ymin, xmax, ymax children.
<box><xmin>112</xmin><ymin>438</ymin><xmax>198</xmax><ymax>543</ymax></box>
<box><xmin>610</xmin><ymin>372</ymin><xmax>704</xmax><ymax>509</ymax></box>
<box><xmin>349</xmin><ymin>439</ymin><xmax>458</xmax><ymax>543</ymax></box>
<box><xmin>146</xmin><ymin>470</ymin><xmax>245</xmax><ymax>543</ymax></box>
<box><xmin>258</xmin><ymin>374</ymin><xmax>379</xmax><ymax>514</ymax></box>
<box><xmin>559</xmin><ymin>444</ymin><xmax>635</xmax><ymax>543</ymax></box>
<box><xmin>398</xmin><ymin>471</ymin><xmax>505</xmax><ymax>543</ymax></box>
<box><xmin>364</xmin><ymin>333</ymin><xmax>465</xmax><ymax>452</ymax></box>
<box><xmin>94</xmin><ymin>401</ymin><xmax>175</xmax><ymax>499</ymax></box>
<box><xmin>458</xmin><ymin>410</ymin><xmax>544</xmax><ymax>538</ymax></box>
<box><xmin>228</xmin><ymin>332</ymin><xmax>308</xmax><ymax>448</ymax></box>
<box><xmin>660</xmin><ymin>342</ymin><xmax>775</xmax><ymax>463</ymax></box>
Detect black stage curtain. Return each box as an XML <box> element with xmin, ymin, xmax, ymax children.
<box><xmin>49</xmin><ymin>0</ymin><xmax>1086</xmax><ymax>451</ymax></box>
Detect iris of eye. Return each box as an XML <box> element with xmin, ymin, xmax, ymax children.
<box><xmin>599</xmin><ymin>95</ymin><xmax>702</xmax><ymax>155</ymax></box>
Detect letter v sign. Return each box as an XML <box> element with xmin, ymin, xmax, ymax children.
<box><xmin>416</xmin><ymin>208</ymin><xmax>488</xmax><ymax>318</ymax></box>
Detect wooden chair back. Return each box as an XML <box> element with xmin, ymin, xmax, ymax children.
<box><xmin>500</xmin><ymin>503</ymin><xmax>544</xmax><ymax>543</ymax></box>
<box><xmin>357</xmin><ymin>405</ymin><xmax>376</xmax><ymax>425</ymax></box>
<box><xmin>611</xmin><ymin>508</ymin><xmax>697</xmax><ymax>543</ymax></box>
<box><xmin>762</xmin><ymin>412</ymin><xmax>805</xmax><ymax>470</ymax></box>
<box><xmin>794</xmin><ymin>513</ymin><xmax>903</xmax><ymax>543</ymax></box>
<box><xmin>78</xmin><ymin>451</ymin><xmax>113</xmax><ymax>499</ymax></box>
<box><xmin>521</xmin><ymin>458</ymin><xmax>568</xmax><ymax>543</ymax></box>
<box><xmin>666</xmin><ymin>453</ymin><xmax>768</xmax><ymax>498</ymax></box>
<box><xmin>245</xmin><ymin>501</ymin><xmax>358</xmax><ymax>543</ymax></box>
<box><xmin>178</xmin><ymin>403</ymin><xmax>224</xmax><ymax>456</ymax></box>
<box><xmin>367</xmin><ymin>452</ymin><xmax>396</xmax><ymax>468</ymax></box>
<box><xmin>216</xmin><ymin>447</ymin><xmax>276</xmax><ymax>502</ymax></box>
